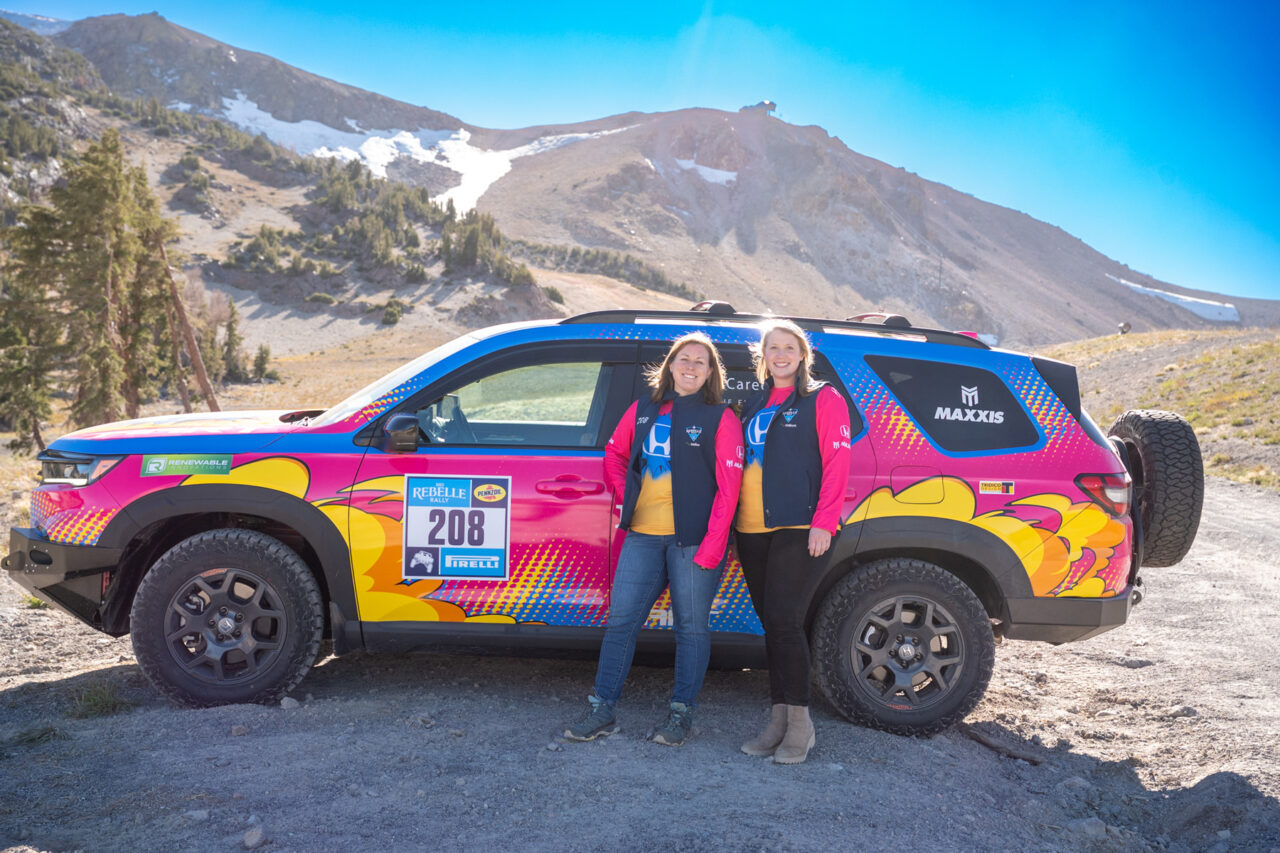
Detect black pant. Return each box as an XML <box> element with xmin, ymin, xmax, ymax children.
<box><xmin>736</xmin><ymin>528</ymin><xmax>835</xmax><ymax>706</ymax></box>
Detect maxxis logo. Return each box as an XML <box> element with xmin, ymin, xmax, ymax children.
<box><xmin>935</xmin><ymin>385</ymin><xmax>1005</xmax><ymax>424</ymax></box>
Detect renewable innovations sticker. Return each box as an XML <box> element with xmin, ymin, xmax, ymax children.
<box><xmin>141</xmin><ymin>455</ymin><xmax>233</xmax><ymax>476</ymax></box>
<box><xmin>403</xmin><ymin>475</ymin><xmax>511</xmax><ymax>581</ymax></box>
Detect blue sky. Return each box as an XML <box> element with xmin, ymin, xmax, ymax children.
<box><xmin>25</xmin><ymin>1</ymin><xmax>1280</xmax><ymax>301</ymax></box>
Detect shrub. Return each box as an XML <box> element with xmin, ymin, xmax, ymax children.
<box><xmin>305</xmin><ymin>292</ymin><xmax>336</xmax><ymax>304</ymax></box>
<box><xmin>543</xmin><ymin>285</ymin><xmax>565</xmax><ymax>304</ymax></box>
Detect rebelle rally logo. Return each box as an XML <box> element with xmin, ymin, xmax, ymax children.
<box><xmin>935</xmin><ymin>385</ymin><xmax>1005</xmax><ymax>424</ymax></box>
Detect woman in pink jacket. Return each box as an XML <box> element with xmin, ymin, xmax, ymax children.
<box><xmin>736</xmin><ymin>319</ymin><xmax>852</xmax><ymax>764</ymax></box>
<box><xmin>564</xmin><ymin>332</ymin><xmax>744</xmax><ymax>747</ymax></box>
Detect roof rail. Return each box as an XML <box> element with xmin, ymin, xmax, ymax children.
<box><xmin>561</xmin><ymin>305</ymin><xmax>988</xmax><ymax>349</ymax></box>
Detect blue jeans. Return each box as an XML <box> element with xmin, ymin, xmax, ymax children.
<box><xmin>592</xmin><ymin>532</ymin><xmax>725</xmax><ymax>708</ymax></box>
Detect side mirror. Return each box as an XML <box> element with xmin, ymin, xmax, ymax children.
<box><xmin>382</xmin><ymin>413</ymin><xmax>420</xmax><ymax>453</ymax></box>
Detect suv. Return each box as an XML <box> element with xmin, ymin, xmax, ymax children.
<box><xmin>3</xmin><ymin>304</ymin><xmax>1204</xmax><ymax>735</ymax></box>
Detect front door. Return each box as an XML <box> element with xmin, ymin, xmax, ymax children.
<box><xmin>347</xmin><ymin>342</ymin><xmax>637</xmax><ymax>628</ymax></box>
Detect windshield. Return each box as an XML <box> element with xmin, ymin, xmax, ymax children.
<box><xmin>310</xmin><ymin>333</ymin><xmax>481</xmax><ymax>427</ymax></box>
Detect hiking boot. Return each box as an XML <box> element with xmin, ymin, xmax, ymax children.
<box><xmin>652</xmin><ymin>702</ymin><xmax>694</xmax><ymax>746</ymax></box>
<box><xmin>563</xmin><ymin>696</ymin><xmax>618</xmax><ymax>741</ymax></box>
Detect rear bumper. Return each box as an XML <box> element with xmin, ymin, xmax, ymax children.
<box><xmin>1003</xmin><ymin>585</ymin><xmax>1136</xmax><ymax>644</ymax></box>
<box><xmin>3</xmin><ymin>527</ymin><xmax>123</xmax><ymax>629</ymax></box>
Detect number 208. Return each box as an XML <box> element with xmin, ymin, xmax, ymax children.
<box><xmin>426</xmin><ymin>508</ymin><xmax>486</xmax><ymax>546</ymax></box>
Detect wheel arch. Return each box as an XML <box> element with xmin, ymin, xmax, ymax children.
<box><xmin>97</xmin><ymin>484</ymin><xmax>355</xmax><ymax>637</ymax></box>
<box><xmin>806</xmin><ymin>517</ymin><xmax>1030</xmax><ymax>633</ymax></box>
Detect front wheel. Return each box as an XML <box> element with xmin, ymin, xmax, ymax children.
<box><xmin>130</xmin><ymin>529</ymin><xmax>324</xmax><ymax>707</ymax></box>
<box><xmin>813</xmin><ymin>559</ymin><xmax>994</xmax><ymax>736</ymax></box>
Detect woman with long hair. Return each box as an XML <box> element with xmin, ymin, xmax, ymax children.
<box><xmin>564</xmin><ymin>332</ymin><xmax>744</xmax><ymax>746</ymax></box>
<box><xmin>736</xmin><ymin>319</ymin><xmax>852</xmax><ymax>764</ymax></box>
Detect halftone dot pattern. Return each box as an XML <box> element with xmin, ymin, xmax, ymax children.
<box><xmin>643</xmin><ymin>589</ymin><xmax>673</xmax><ymax>628</ymax></box>
<box><xmin>637</xmin><ymin>561</ymin><xmax>763</xmax><ymax>633</ymax></box>
<box><xmin>996</xmin><ymin>362</ymin><xmax>1091</xmax><ymax>466</ymax></box>
<box><xmin>340</xmin><ymin>380</ymin><xmax>417</xmax><ymax>430</ymax></box>
<box><xmin>30</xmin><ymin>491</ymin><xmax>59</xmax><ymax>535</ymax></box>
<box><xmin>710</xmin><ymin>561</ymin><xmax>764</xmax><ymax>633</ymax></box>
<box><xmin>46</xmin><ymin>508</ymin><xmax>117</xmax><ymax>546</ymax></box>
<box><xmin>582</xmin><ymin>323</ymin><xmax>760</xmax><ymax>346</ymax></box>
<box><xmin>854</xmin><ymin>365</ymin><xmax>934</xmax><ymax>459</ymax></box>
<box><xmin>427</xmin><ymin>539</ymin><xmax>609</xmax><ymax>626</ymax></box>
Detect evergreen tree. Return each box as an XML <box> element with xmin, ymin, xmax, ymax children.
<box><xmin>222</xmin><ymin>300</ymin><xmax>249</xmax><ymax>383</ymax></box>
<box><xmin>0</xmin><ymin>127</ymin><xmax>203</xmax><ymax>442</ymax></box>
<box><xmin>0</xmin><ymin>220</ymin><xmax>58</xmax><ymax>451</ymax></box>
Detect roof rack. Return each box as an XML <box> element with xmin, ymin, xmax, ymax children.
<box><xmin>561</xmin><ymin>304</ymin><xmax>988</xmax><ymax>349</ymax></box>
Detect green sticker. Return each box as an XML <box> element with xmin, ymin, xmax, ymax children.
<box><xmin>141</xmin><ymin>455</ymin><xmax>234</xmax><ymax>477</ymax></box>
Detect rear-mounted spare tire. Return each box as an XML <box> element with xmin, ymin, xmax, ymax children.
<box><xmin>1108</xmin><ymin>409</ymin><xmax>1204</xmax><ymax>567</ymax></box>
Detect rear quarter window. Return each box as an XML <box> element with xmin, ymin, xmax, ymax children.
<box><xmin>865</xmin><ymin>355</ymin><xmax>1039</xmax><ymax>453</ymax></box>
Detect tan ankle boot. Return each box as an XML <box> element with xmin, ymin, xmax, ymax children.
<box><xmin>740</xmin><ymin>703</ymin><xmax>787</xmax><ymax>756</ymax></box>
<box><xmin>771</xmin><ymin>705</ymin><xmax>815</xmax><ymax>764</ymax></box>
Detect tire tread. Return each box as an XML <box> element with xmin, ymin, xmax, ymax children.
<box><xmin>130</xmin><ymin>528</ymin><xmax>324</xmax><ymax>707</ymax></box>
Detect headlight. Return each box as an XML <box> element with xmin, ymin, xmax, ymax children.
<box><xmin>38</xmin><ymin>451</ymin><xmax>122</xmax><ymax>486</ymax></box>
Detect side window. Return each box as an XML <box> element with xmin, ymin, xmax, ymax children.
<box><xmin>417</xmin><ymin>361</ymin><xmax>615</xmax><ymax>447</ymax></box>
<box><xmin>864</xmin><ymin>355</ymin><xmax>1040</xmax><ymax>452</ymax></box>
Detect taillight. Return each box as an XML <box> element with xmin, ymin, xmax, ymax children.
<box><xmin>1075</xmin><ymin>472</ymin><xmax>1131</xmax><ymax>517</ymax></box>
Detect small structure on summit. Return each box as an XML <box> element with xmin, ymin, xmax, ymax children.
<box><xmin>740</xmin><ymin>100</ymin><xmax>776</xmax><ymax>114</ymax></box>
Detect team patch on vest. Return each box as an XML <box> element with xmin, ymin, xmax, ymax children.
<box><xmin>782</xmin><ymin>408</ymin><xmax>799</xmax><ymax>424</ymax></box>
<box><xmin>685</xmin><ymin>425</ymin><xmax>703</xmax><ymax>443</ymax></box>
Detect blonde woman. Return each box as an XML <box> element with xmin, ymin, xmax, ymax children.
<box><xmin>564</xmin><ymin>332</ymin><xmax>744</xmax><ymax>746</ymax></box>
<box><xmin>737</xmin><ymin>320</ymin><xmax>851</xmax><ymax>764</ymax></box>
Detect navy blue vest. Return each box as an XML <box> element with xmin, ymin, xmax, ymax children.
<box><xmin>741</xmin><ymin>381</ymin><xmax>826</xmax><ymax>528</ymax></box>
<box><xmin>618</xmin><ymin>393</ymin><xmax>726</xmax><ymax>546</ymax></box>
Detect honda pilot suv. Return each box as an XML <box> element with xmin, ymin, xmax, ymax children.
<box><xmin>3</xmin><ymin>303</ymin><xmax>1204</xmax><ymax>735</ymax></box>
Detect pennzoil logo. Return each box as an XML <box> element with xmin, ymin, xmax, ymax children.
<box><xmin>473</xmin><ymin>483</ymin><xmax>507</xmax><ymax>502</ymax></box>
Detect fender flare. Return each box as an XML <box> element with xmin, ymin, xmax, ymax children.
<box><xmin>810</xmin><ymin>516</ymin><xmax>1031</xmax><ymax>626</ymax></box>
<box><xmin>99</xmin><ymin>484</ymin><xmax>357</xmax><ymax>624</ymax></box>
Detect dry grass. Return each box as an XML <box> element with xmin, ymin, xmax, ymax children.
<box><xmin>1044</xmin><ymin>328</ymin><xmax>1280</xmax><ymax>489</ymax></box>
<box><xmin>67</xmin><ymin>681</ymin><xmax>135</xmax><ymax>719</ymax></box>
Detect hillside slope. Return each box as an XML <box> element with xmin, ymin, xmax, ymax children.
<box><xmin>45</xmin><ymin>13</ymin><xmax>1279</xmax><ymax>347</ymax></box>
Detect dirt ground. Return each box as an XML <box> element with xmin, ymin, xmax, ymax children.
<box><xmin>1</xmin><ymin>475</ymin><xmax>1278</xmax><ymax>853</ymax></box>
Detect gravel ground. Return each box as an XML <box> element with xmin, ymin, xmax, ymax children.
<box><xmin>2</xmin><ymin>477</ymin><xmax>1278</xmax><ymax>853</ymax></box>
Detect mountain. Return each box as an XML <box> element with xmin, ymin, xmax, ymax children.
<box><xmin>0</xmin><ymin>17</ymin><xmax>102</xmax><ymax>214</ymax></box>
<box><xmin>23</xmin><ymin>12</ymin><xmax>1280</xmax><ymax>346</ymax></box>
<box><xmin>0</xmin><ymin>9</ymin><xmax>69</xmax><ymax>36</ymax></box>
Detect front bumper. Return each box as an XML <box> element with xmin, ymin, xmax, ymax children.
<box><xmin>3</xmin><ymin>527</ymin><xmax>123</xmax><ymax>630</ymax></box>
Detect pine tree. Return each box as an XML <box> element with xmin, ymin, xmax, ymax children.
<box><xmin>0</xmin><ymin>218</ymin><xmax>58</xmax><ymax>451</ymax></box>
<box><xmin>223</xmin><ymin>300</ymin><xmax>249</xmax><ymax>383</ymax></box>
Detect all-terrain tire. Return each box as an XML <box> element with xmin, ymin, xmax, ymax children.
<box><xmin>1108</xmin><ymin>409</ymin><xmax>1204</xmax><ymax>567</ymax></box>
<box><xmin>813</xmin><ymin>559</ymin><xmax>995</xmax><ymax>737</ymax></box>
<box><xmin>130</xmin><ymin>529</ymin><xmax>324</xmax><ymax>707</ymax></box>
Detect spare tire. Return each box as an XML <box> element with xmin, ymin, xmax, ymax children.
<box><xmin>1108</xmin><ymin>410</ymin><xmax>1203</xmax><ymax>567</ymax></box>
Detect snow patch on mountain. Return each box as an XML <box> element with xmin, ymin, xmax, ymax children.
<box><xmin>213</xmin><ymin>93</ymin><xmax>627</xmax><ymax>210</ymax></box>
<box><xmin>674</xmin><ymin>158</ymin><xmax>737</xmax><ymax>185</ymax></box>
<box><xmin>1110</xmin><ymin>274</ymin><xmax>1240</xmax><ymax>322</ymax></box>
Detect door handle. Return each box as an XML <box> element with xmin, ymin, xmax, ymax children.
<box><xmin>536</xmin><ymin>476</ymin><xmax>606</xmax><ymax>499</ymax></box>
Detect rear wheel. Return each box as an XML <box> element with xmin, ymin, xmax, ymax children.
<box><xmin>813</xmin><ymin>559</ymin><xmax>994</xmax><ymax>736</ymax></box>
<box><xmin>1108</xmin><ymin>409</ymin><xmax>1203</xmax><ymax>567</ymax></box>
<box><xmin>130</xmin><ymin>529</ymin><xmax>324</xmax><ymax>706</ymax></box>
